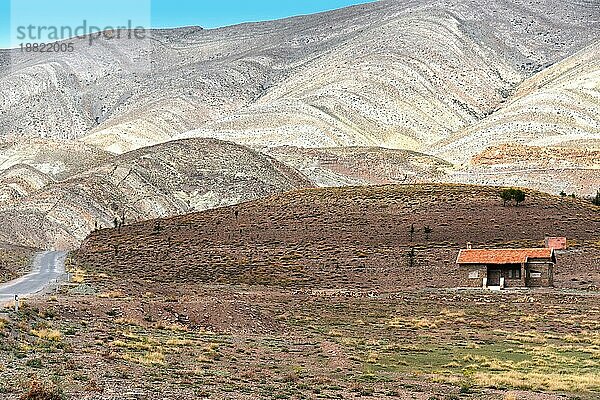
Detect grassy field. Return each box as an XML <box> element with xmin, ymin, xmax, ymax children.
<box><xmin>1</xmin><ymin>286</ymin><xmax>599</xmax><ymax>399</ymax></box>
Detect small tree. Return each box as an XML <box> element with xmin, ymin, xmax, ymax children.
<box><xmin>500</xmin><ymin>188</ymin><xmax>526</xmax><ymax>206</ymax></box>
<box><xmin>409</xmin><ymin>224</ymin><xmax>415</xmax><ymax>242</ymax></box>
<box><xmin>513</xmin><ymin>189</ymin><xmax>526</xmax><ymax>206</ymax></box>
<box><xmin>408</xmin><ymin>247</ymin><xmax>416</xmax><ymax>269</ymax></box>
<box><xmin>424</xmin><ymin>226</ymin><xmax>433</xmax><ymax>241</ymax></box>
<box><xmin>500</xmin><ymin>189</ymin><xmax>513</xmax><ymax>207</ymax></box>
<box><xmin>560</xmin><ymin>191</ymin><xmax>567</xmax><ymax>197</ymax></box>
<box><xmin>593</xmin><ymin>190</ymin><xmax>600</xmax><ymax>206</ymax></box>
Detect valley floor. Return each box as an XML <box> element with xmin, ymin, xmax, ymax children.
<box><xmin>1</xmin><ymin>282</ymin><xmax>599</xmax><ymax>399</ymax></box>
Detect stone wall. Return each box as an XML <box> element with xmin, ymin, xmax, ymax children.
<box><xmin>457</xmin><ymin>264</ymin><xmax>487</xmax><ymax>288</ymax></box>
<box><xmin>526</xmin><ymin>263</ymin><xmax>554</xmax><ymax>287</ymax></box>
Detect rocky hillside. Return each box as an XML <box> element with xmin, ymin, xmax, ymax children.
<box><xmin>76</xmin><ymin>184</ymin><xmax>600</xmax><ymax>290</ymax></box>
<box><xmin>0</xmin><ymin>243</ymin><xmax>34</xmax><ymax>283</ymax></box>
<box><xmin>1</xmin><ymin>0</ymin><xmax>597</xmax><ymax>155</ymax></box>
<box><xmin>434</xmin><ymin>41</ymin><xmax>600</xmax><ymax>163</ymax></box>
<box><xmin>0</xmin><ymin>139</ymin><xmax>115</xmax><ymax>180</ymax></box>
<box><xmin>0</xmin><ymin>139</ymin><xmax>311</xmax><ymax>249</ymax></box>
<box><xmin>175</xmin><ymin>0</ymin><xmax>599</xmax><ymax>153</ymax></box>
<box><xmin>264</xmin><ymin>146</ymin><xmax>451</xmax><ymax>187</ymax></box>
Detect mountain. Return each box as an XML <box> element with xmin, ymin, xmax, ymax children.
<box><xmin>1</xmin><ymin>0</ymin><xmax>598</xmax><ymax>156</ymax></box>
<box><xmin>0</xmin><ymin>139</ymin><xmax>311</xmax><ymax>249</ymax></box>
<box><xmin>434</xmin><ymin>41</ymin><xmax>600</xmax><ymax>163</ymax></box>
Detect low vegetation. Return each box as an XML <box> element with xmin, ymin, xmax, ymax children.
<box><xmin>500</xmin><ymin>188</ymin><xmax>526</xmax><ymax>206</ymax></box>
<box><xmin>593</xmin><ymin>189</ymin><xmax>600</xmax><ymax>206</ymax></box>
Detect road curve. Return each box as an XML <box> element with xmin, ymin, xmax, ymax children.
<box><xmin>0</xmin><ymin>251</ymin><xmax>67</xmax><ymax>304</ymax></box>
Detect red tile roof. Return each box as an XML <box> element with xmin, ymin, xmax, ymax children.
<box><xmin>456</xmin><ymin>248</ymin><xmax>555</xmax><ymax>265</ymax></box>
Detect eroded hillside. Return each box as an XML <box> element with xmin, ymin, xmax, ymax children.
<box><xmin>0</xmin><ymin>139</ymin><xmax>311</xmax><ymax>249</ymax></box>
<box><xmin>1</xmin><ymin>0</ymin><xmax>598</xmax><ymax>156</ymax></box>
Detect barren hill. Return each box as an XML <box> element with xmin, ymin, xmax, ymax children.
<box><xmin>0</xmin><ymin>0</ymin><xmax>599</xmax><ymax>251</ymax></box>
<box><xmin>1</xmin><ymin>0</ymin><xmax>597</xmax><ymax>156</ymax></box>
<box><xmin>0</xmin><ymin>138</ymin><xmax>311</xmax><ymax>249</ymax></box>
<box><xmin>435</xmin><ymin>41</ymin><xmax>600</xmax><ymax>163</ymax></box>
<box><xmin>0</xmin><ymin>138</ymin><xmax>115</xmax><ymax>179</ymax></box>
<box><xmin>76</xmin><ymin>184</ymin><xmax>600</xmax><ymax>291</ymax></box>
<box><xmin>0</xmin><ymin>164</ymin><xmax>53</xmax><ymax>203</ymax></box>
<box><xmin>176</xmin><ymin>0</ymin><xmax>599</xmax><ymax>152</ymax></box>
<box><xmin>264</xmin><ymin>146</ymin><xmax>451</xmax><ymax>186</ymax></box>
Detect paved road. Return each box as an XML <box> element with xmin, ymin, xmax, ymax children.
<box><xmin>0</xmin><ymin>251</ymin><xmax>67</xmax><ymax>304</ymax></box>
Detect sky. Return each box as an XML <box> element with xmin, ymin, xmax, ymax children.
<box><xmin>0</xmin><ymin>0</ymin><xmax>375</xmax><ymax>48</ymax></box>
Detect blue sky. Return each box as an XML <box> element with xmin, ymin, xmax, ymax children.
<box><xmin>0</xmin><ymin>0</ymin><xmax>375</xmax><ymax>48</ymax></box>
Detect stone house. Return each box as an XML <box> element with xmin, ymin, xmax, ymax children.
<box><xmin>456</xmin><ymin>245</ymin><xmax>556</xmax><ymax>289</ymax></box>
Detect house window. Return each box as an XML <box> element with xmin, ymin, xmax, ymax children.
<box><xmin>508</xmin><ymin>269</ymin><xmax>521</xmax><ymax>279</ymax></box>
<box><xmin>530</xmin><ymin>271</ymin><xmax>542</xmax><ymax>278</ymax></box>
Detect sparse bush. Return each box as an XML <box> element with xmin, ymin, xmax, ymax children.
<box><xmin>500</xmin><ymin>188</ymin><xmax>526</xmax><ymax>206</ymax></box>
<box><xmin>20</xmin><ymin>380</ymin><xmax>65</xmax><ymax>400</ymax></box>
<box><xmin>30</xmin><ymin>329</ymin><xmax>62</xmax><ymax>342</ymax></box>
<box><xmin>593</xmin><ymin>190</ymin><xmax>600</xmax><ymax>206</ymax></box>
<box><xmin>424</xmin><ymin>226</ymin><xmax>433</xmax><ymax>240</ymax></box>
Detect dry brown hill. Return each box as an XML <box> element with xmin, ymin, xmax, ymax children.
<box><xmin>0</xmin><ymin>242</ymin><xmax>35</xmax><ymax>283</ymax></box>
<box><xmin>76</xmin><ymin>184</ymin><xmax>600</xmax><ymax>291</ymax></box>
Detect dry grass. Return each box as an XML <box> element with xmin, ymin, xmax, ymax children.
<box><xmin>98</xmin><ymin>290</ymin><xmax>126</xmax><ymax>299</ymax></box>
<box><xmin>71</xmin><ymin>269</ymin><xmax>85</xmax><ymax>284</ymax></box>
<box><xmin>123</xmin><ymin>351</ymin><xmax>166</xmax><ymax>366</ymax></box>
<box><xmin>30</xmin><ymin>329</ymin><xmax>62</xmax><ymax>342</ymax></box>
<box><xmin>474</xmin><ymin>371</ymin><xmax>600</xmax><ymax>392</ymax></box>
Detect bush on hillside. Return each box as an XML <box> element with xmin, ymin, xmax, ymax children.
<box><xmin>20</xmin><ymin>381</ymin><xmax>65</xmax><ymax>400</ymax></box>
<box><xmin>500</xmin><ymin>188</ymin><xmax>526</xmax><ymax>206</ymax></box>
<box><xmin>593</xmin><ymin>190</ymin><xmax>600</xmax><ymax>206</ymax></box>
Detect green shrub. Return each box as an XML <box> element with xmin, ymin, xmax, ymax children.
<box><xmin>499</xmin><ymin>188</ymin><xmax>526</xmax><ymax>206</ymax></box>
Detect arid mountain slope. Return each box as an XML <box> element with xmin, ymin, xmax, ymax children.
<box><xmin>177</xmin><ymin>0</ymin><xmax>599</xmax><ymax>151</ymax></box>
<box><xmin>0</xmin><ymin>164</ymin><xmax>53</xmax><ymax>203</ymax></box>
<box><xmin>1</xmin><ymin>0</ymin><xmax>597</xmax><ymax>155</ymax></box>
<box><xmin>0</xmin><ymin>138</ymin><xmax>114</xmax><ymax>179</ymax></box>
<box><xmin>264</xmin><ymin>146</ymin><xmax>451</xmax><ymax>187</ymax></box>
<box><xmin>76</xmin><ymin>184</ymin><xmax>600</xmax><ymax>290</ymax></box>
<box><xmin>0</xmin><ymin>139</ymin><xmax>311</xmax><ymax>249</ymax></box>
<box><xmin>435</xmin><ymin>40</ymin><xmax>600</xmax><ymax>164</ymax></box>
<box><xmin>0</xmin><ymin>243</ymin><xmax>34</xmax><ymax>283</ymax></box>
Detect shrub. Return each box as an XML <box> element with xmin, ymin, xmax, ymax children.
<box><xmin>593</xmin><ymin>190</ymin><xmax>600</xmax><ymax>206</ymax></box>
<box><xmin>30</xmin><ymin>329</ymin><xmax>62</xmax><ymax>342</ymax></box>
<box><xmin>20</xmin><ymin>381</ymin><xmax>65</xmax><ymax>400</ymax></box>
<box><xmin>500</xmin><ymin>188</ymin><xmax>526</xmax><ymax>206</ymax></box>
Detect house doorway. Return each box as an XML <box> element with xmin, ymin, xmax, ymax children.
<box><xmin>488</xmin><ymin>269</ymin><xmax>501</xmax><ymax>286</ymax></box>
